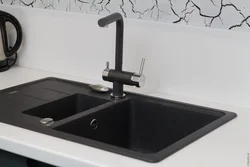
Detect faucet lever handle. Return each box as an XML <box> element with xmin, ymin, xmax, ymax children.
<box><xmin>139</xmin><ymin>58</ymin><xmax>146</xmax><ymax>75</ymax></box>
<box><xmin>106</xmin><ymin>61</ymin><xmax>110</xmax><ymax>69</ymax></box>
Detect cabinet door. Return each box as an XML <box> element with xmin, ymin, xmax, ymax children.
<box><xmin>0</xmin><ymin>149</ymin><xmax>56</xmax><ymax>167</ymax></box>
<box><xmin>0</xmin><ymin>149</ymin><xmax>28</xmax><ymax>167</ymax></box>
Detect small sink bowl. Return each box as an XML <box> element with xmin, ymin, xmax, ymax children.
<box><xmin>22</xmin><ymin>94</ymin><xmax>109</xmax><ymax>121</ymax></box>
<box><xmin>54</xmin><ymin>98</ymin><xmax>236</xmax><ymax>162</ymax></box>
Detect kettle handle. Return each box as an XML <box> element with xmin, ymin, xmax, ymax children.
<box><xmin>0</xmin><ymin>11</ymin><xmax>22</xmax><ymax>57</ymax></box>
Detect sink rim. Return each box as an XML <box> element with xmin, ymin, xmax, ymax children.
<box><xmin>0</xmin><ymin>77</ymin><xmax>237</xmax><ymax>163</ymax></box>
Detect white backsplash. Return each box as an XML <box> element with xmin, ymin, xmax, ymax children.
<box><xmin>1</xmin><ymin>5</ymin><xmax>250</xmax><ymax>109</ymax></box>
<box><xmin>1</xmin><ymin>0</ymin><xmax>250</xmax><ymax>31</ymax></box>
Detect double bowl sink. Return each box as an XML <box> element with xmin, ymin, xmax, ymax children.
<box><xmin>1</xmin><ymin>78</ymin><xmax>237</xmax><ymax>162</ymax></box>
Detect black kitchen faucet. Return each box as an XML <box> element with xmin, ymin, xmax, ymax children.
<box><xmin>98</xmin><ymin>13</ymin><xmax>146</xmax><ymax>99</ymax></box>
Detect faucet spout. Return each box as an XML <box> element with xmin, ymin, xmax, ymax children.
<box><xmin>98</xmin><ymin>13</ymin><xmax>124</xmax><ymax>72</ymax></box>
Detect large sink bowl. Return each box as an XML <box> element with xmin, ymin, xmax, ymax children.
<box><xmin>54</xmin><ymin>97</ymin><xmax>236</xmax><ymax>162</ymax></box>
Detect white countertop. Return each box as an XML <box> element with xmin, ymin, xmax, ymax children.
<box><xmin>0</xmin><ymin>66</ymin><xmax>249</xmax><ymax>167</ymax></box>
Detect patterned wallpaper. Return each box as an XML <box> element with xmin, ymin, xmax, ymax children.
<box><xmin>1</xmin><ymin>0</ymin><xmax>250</xmax><ymax>31</ymax></box>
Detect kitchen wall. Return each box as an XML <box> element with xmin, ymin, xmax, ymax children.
<box><xmin>1</xmin><ymin>0</ymin><xmax>250</xmax><ymax>31</ymax></box>
<box><xmin>2</xmin><ymin>5</ymin><xmax>250</xmax><ymax>109</ymax></box>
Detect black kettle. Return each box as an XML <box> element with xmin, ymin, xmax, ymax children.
<box><xmin>0</xmin><ymin>10</ymin><xmax>22</xmax><ymax>72</ymax></box>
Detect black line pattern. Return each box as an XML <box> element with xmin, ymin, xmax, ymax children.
<box><xmin>1</xmin><ymin>0</ymin><xmax>250</xmax><ymax>31</ymax></box>
<box><xmin>20</xmin><ymin>0</ymin><xmax>36</xmax><ymax>7</ymax></box>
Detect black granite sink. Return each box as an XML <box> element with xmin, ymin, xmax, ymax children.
<box><xmin>0</xmin><ymin>78</ymin><xmax>237</xmax><ymax>162</ymax></box>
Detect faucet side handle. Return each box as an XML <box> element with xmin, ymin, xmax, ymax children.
<box><xmin>106</xmin><ymin>61</ymin><xmax>110</xmax><ymax>69</ymax></box>
<box><xmin>131</xmin><ymin>58</ymin><xmax>146</xmax><ymax>88</ymax></box>
<box><xmin>103</xmin><ymin>61</ymin><xmax>110</xmax><ymax>78</ymax></box>
<box><xmin>139</xmin><ymin>58</ymin><xmax>146</xmax><ymax>75</ymax></box>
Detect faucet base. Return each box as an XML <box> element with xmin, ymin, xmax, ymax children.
<box><xmin>110</xmin><ymin>93</ymin><xmax>126</xmax><ymax>100</ymax></box>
